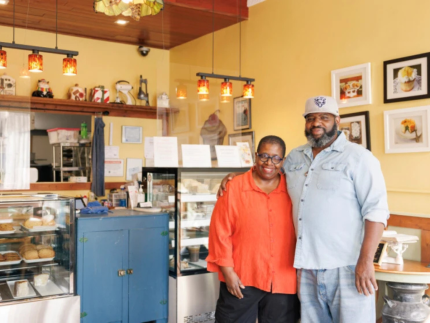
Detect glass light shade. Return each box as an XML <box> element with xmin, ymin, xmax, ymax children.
<box><xmin>176</xmin><ymin>84</ymin><xmax>187</xmax><ymax>99</ymax></box>
<box><xmin>199</xmin><ymin>93</ymin><xmax>209</xmax><ymax>101</ymax></box>
<box><xmin>19</xmin><ymin>67</ymin><xmax>30</xmax><ymax>78</ymax></box>
<box><xmin>243</xmin><ymin>82</ymin><xmax>254</xmax><ymax>98</ymax></box>
<box><xmin>197</xmin><ymin>78</ymin><xmax>209</xmax><ymax>94</ymax></box>
<box><xmin>220</xmin><ymin>80</ymin><xmax>232</xmax><ymax>97</ymax></box>
<box><xmin>63</xmin><ymin>57</ymin><xmax>77</xmax><ymax>76</ymax></box>
<box><xmin>220</xmin><ymin>95</ymin><xmax>231</xmax><ymax>103</ymax></box>
<box><xmin>0</xmin><ymin>50</ymin><xmax>6</xmax><ymax>69</ymax></box>
<box><xmin>28</xmin><ymin>53</ymin><xmax>43</xmax><ymax>73</ymax></box>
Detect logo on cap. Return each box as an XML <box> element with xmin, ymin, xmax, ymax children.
<box><xmin>314</xmin><ymin>97</ymin><xmax>326</xmax><ymax>108</ymax></box>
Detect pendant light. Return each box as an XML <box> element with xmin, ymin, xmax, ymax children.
<box><xmin>28</xmin><ymin>50</ymin><xmax>43</xmax><ymax>72</ymax></box>
<box><xmin>197</xmin><ymin>76</ymin><xmax>209</xmax><ymax>95</ymax></box>
<box><xmin>176</xmin><ymin>84</ymin><xmax>187</xmax><ymax>99</ymax></box>
<box><xmin>20</xmin><ymin>66</ymin><xmax>30</xmax><ymax>78</ymax></box>
<box><xmin>0</xmin><ymin>47</ymin><xmax>6</xmax><ymax>69</ymax></box>
<box><xmin>243</xmin><ymin>81</ymin><xmax>254</xmax><ymax>98</ymax></box>
<box><xmin>221</xmin><ymin>78</ymin><xmax>232</xmax><ymax>96</ymax></box>
<box><xmin>63</xmin><ymin>54</ymin><xmax>77</xmax><ymax>75</ymax></box>
<box><xmin>220</xmin><ymin>95</ymin><xmax>231</xmax><ymax>103</ymax></box>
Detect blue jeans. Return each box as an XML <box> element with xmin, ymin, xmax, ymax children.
<box><xmin>297</xmin><ymin>267</ymin><xmax>375</xmax><ymax>323</ymax></box>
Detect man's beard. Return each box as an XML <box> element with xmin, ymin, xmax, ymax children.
<box><xmin>305</xmin><ymin>123</ymin><xmax>338</xmax><ymax>148</ymax></box>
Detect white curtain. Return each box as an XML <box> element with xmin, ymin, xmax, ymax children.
<box><xmin>0</xmin><ymin>111</ymin><xmax>30</xmax><ymax>190</ymax></box>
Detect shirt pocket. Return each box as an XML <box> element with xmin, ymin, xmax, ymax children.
<box><xmin>286</xmin><ymin>163</ymin><xmax>305</xmax><ymax>189</ymax></box>
<box><xmin>317</xmin><ymin>162</ymin><xmax>346</xmax><ymax>190</ymax></box>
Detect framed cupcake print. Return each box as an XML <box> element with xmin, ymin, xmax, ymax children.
<box><xmin>384</xmin><ymin>52</ymin><xmax>430</xmax><ymax>103</ymax></box>
<box><xmin>331</xmin><ymin>63</ymin><xmax>372</xmax><ymax>108</ymax></box>
<box><xmin>384</xmin><ymin>105</ymin><xmax>430</xmax><ymax>153</ymax></box>
<box><xmin>233</xmin><ymin>97</ymin><xmax>252</xmax><ymax>131</ymax></box>
<box><xmin>340</xmin><ymin>111</ymin><xmax>371</xmax><ymax>150</ymax></box>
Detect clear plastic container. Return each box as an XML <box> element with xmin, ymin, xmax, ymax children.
<box><xmin>47</xmin><ymin>128</ymin><xmax>80</xmax><ymax>144</ymax></box>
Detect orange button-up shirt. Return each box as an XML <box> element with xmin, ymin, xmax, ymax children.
<box><xmin>206</xmin><ymin>170</ymin><xmax>297</xmax><ymax>294</ymax></box>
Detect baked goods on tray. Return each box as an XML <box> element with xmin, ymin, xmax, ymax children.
<box><xmin>34</xmin><ymin>273</ymin><xmax>49</xmax><ymax>287</ymax></box>
<box><xmin>20</xmin><ymin>243</ymin><xmax>55</xmax><ymax>260</ymax></box>
<box><xmin>23</xmin><ymin>218</ymin><xmax>43</xmax><ymax>229</ymax></box>
<box><xmin>0</xmin><ymin>223</ymin><xmax>14</xmax><ymax>231</ymax></box>
<box><xmin>14</xmin><ymin>280</ymin><xmax>29</xmax><ymax>297</ymax></box>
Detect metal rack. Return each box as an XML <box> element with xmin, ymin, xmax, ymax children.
<box><xmin>52</xmin><ymin>142</ymin><xmax>91</xmax><ymax>182</ymax></box>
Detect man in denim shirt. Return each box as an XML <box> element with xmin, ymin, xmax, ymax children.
<box><xmin>218</xmin><ymin>95</ymin><xmax>389</xmax><ymax>322</ymax></box>
<box><xmin>286</xmin><ymin>95</ymin><xmax>388</xmax><ymax>322</ymax></box>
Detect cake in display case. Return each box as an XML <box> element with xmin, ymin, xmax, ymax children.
<box><xmin>0</xmin><ymin>194</ymin><xmax>75</xmax><ymax>304</ymax></box>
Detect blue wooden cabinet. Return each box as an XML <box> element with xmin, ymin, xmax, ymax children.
<box><xmin>77</xmin><ymin>210</ymin><xmax>169</xmax><ymax>323</ymax></box>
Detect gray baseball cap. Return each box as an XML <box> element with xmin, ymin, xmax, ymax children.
<box><xmin>303</xmin><ymin>96</ymin><xmax>339</xmax><ymax>117</ymax></box>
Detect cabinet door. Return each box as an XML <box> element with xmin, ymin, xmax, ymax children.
<box><xmin>128</xmin><ymin>227</ymin><xmax>168</xmax><ymax>323</ymax></box>
<box><xmin>81</xmin><ymin>230</ymin><xmax>129</xmax><ymax>323</ymax></box>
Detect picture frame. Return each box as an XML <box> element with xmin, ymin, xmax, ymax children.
<box><xmin>339</xmin><ymin>111</ymin><xmax>371</xmax><ymax>150</ymax></box>
<box><xmin>228</xmin><ymin>131</ymin><xmax>255</xmax><ymax>162</ymax></box>
<box><xmin>233</xmin><ymin>97</ymin><xmax>252</xmax><ymax>131</ymax></box>
<box><xmin>331</xmin><ymin>63</ymin><xmax>372</xmax><ymax>108</ymax></box>
<box><xmin>384</xmin><ymin>105</ymin><xmax>430</xmax><ymax>154</ymax></box>
<box><xmin>121</xmin><ymin>126</ymin><xmax>142</xmax><ymax>144</ymax></box>
<box><xmin>384</xmin><ymin>52</ymin><xmax>430</xmax><ymax>103</ymax></box>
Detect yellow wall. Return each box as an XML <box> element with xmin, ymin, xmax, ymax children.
<box><xmin>169</xmin><ymin>0</ymin><xmax>430</xmax><ymax>216</ymax></box>
<box><xmin>0</xmin><ymin>26</ymin><xmax>166</xmax><ymax>191</ymax></box>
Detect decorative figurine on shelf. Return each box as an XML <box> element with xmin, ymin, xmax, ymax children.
<box><xmin>68</xmin><ymin>84</ymin><xmax>86</xmax><ymax>101</ymax></box>
<box><xmin>90</xmin><ymin>85</ymin><xmax>110</xmax><ymax>103</ymax></box>
<box><xmin>157</xmin><ymin>92</ymin><xmax>169</xmax><ymax>108</ymax></box>
<box><xmin>200</xmin><ymin>110</ymin><xmax>227</xmax><ymax>160</ymax></box>
<box><xmin>0</xmin><ymin>73</ymin><xmax>16</xmax><ymax>96</ymax></box>
<box><xmin>32</xmin><ymin>79</ymin><xmax>54</xmax><ymax>98</ymax></box>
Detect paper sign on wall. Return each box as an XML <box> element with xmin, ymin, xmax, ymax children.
<box><xmin>236</xmin><ymin>142</ymin><xmax>253</xmax><ymax>167</ymax></box>
<box><xmin>105</xmin><ymin>159</ymin><xmax>124</xmax><ymax>177</ymax></box>
<box><xmin>126</xmin><ymin>158</ymin><xmax>143</xmax><ymax>181</ymax></box>
<box><xmin>144</xmin><ymin>137</ymin><xmax>154</xmax><ymax>159</ymax></box>
<box><xmin>181</xmin><ymin>144</ymin><xmax>212</xmax><ymax>167</ymax></box>
<box><xmin>105</xmin><ymin>146</ymin><xmax>119</xmax><ymax>159</ymax></box>
<box><xmin>215</xmin><ymin>146</ymin><xmax>242</xmax><ymax>167</ymax></box>
<box><xmin>154</xmin><ymin>137</ymin><xmax>179</xmax><ymax>167</ymax></box>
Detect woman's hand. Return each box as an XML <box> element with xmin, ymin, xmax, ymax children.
<box><xmin>216</xmin><ymin>173</ymin><xmax>239</xmax><ymax>198</ymax></box>
<box><xmin>220</xmin><ymin>266</ymin><xmax>245</xmax><ymax>299</ymax></box>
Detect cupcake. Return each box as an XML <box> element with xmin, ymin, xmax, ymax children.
<box><xmin>401</xmin><ymin>119</ymin><xmax>416</xmax><ymax>134</ymax></box>
<box><xmin>398</xmin><ymin>66</ymin><xmax>417</xmax><ymax>92</ymax></box>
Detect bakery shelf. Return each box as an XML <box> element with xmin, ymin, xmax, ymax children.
<box><xmin>0</xmin><ymin>260</ymin><xmax>58</xmax><ymax>273</ymax></box>
<box><xmin>179</xmin><ymin>237</ymin><xmax>209</xmax><ymax>247</ymax></box>
<box><xmin>178</xmin><ymin>194</ymin><xmax>217</xmax><ymax>203</ymax></box>
<box><xmin>169</xmin><ymin>219</ymin><xmax>211</xmax><ymax>229</ymax></box>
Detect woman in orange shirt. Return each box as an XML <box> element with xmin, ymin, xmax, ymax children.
<box><xmin>206</xmin><ymin>136</ymin><xmax>299</xmax><ymax>323</ymax></box>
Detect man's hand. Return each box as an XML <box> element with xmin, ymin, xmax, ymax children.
<box><xmin>220</xmin><ymin>266</ymin><xmax>245</xmax><ymax>299</ymax></box>
<box><xmin>216</xmin><ymin>173</ymin><xmax>239</xmax><ymax>198</ymax></box>
<box><xmin>355</xmin><ymin>257</ymin><xmax>377</xmax><ymax>296</ymax></box>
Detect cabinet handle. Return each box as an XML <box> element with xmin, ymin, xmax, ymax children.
<box><xmin>127</xmin><ymin>269</ymin><xmax>133</xmax><ymax>275</ymax></box>
<box><xmin>118</xmin><ymin>269</ymin><xmax>126</xmax><ymax>277</ymax></box>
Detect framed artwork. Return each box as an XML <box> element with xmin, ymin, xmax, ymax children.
<box><xmin>228</xmin><ymin>131</ymin><xmax>255</xmax><ymax>162</ymax></box>
<box><xmin>384</xmin><ymin>105</ymin><xmax>430</xmax><ymax>153</ymax></box>
<box><xmin>339</xmin><ymin>111</ymin><xmax>371</xmax><ymax>150</ymax></box>
<box><xmin>373</xmin><ymin>242</ymin><xmax>388</xmax><ymax>266</ymax></box>
<box><xmin>233</xmin><ymin>97</ymin><xmax>252</xmax><ymax>131</ymax></box>
<box><xmin>122</xmin><ymin>126</ymin><xmax>142</xmax><ymax>144</ymax></box>
<box><xmin>384</xmin><ymin>52</ymin><xmax>430</xmax><ymax>103</ymax></box>
<box><xmin>331</xmin><ymin>63</ymin><xmax>372</xmax><ymax>108</ymax></box>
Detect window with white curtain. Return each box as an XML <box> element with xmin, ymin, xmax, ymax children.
<box><xmin>0</xmin><ymin>111</ymin><xmax>30</xmax><ymax>190</ymax></box>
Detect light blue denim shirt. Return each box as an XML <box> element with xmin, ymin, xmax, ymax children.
<box><xmin>284</xmin><ymin>132</ymin><xmax>389</xmax><ymax>270</ymax></box>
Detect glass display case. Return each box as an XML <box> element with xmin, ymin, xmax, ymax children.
<box><xmin>0</xmin><ymin>194</ymin><xmax>75</xmax><ymax>304</ymax></box>
<box><xmin>142</xmin><ymin>167</ymin><xmax>246</xmax><ymax>277</ymax></box>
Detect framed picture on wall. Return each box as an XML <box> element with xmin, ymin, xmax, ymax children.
<box><xmin>384</xmin><ymin>105</ymin><xmax>430</xmax><ymax>153</ymax></box>
<box><xmin>233</xmin><ymin>97</ymin><xmax>252</xmax><ymax>131</ymax></box>
<box><xmin>122</xmin><ymin>126</ymin><xmax>142</xmax><ymax>144</ymax></box>
<box><xmin>228</xmin><ymin>131</ymin><xmax>255</xmax><ymax>162</ymax></box>
<box><xmin>339</xmin><ymin>111</ymin><xmax>371</xmax><ymax>150</ymax></box>
<box><xmin>331</xmin><ymin>63</ymin><xmax>372</xmax><ymax>108</ymax></box>
<box><xmin>384</xmin><ymin>52</ymin><xmax>430</xmax><ymax>103</ymax></box>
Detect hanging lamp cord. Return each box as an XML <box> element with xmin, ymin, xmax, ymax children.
<box><xmin>55</xmin><ymin>0</ymin><xmax>58</xmax><ymax>49</ymax></box>
<box><xmin>162</xmin><ymin>7</ymin><xmax>165</xmax><ymax>50</ymax></box>
<box><xmin>12</xmin><ymin>0</ymin><xmax>15</xmax><ymax>43</ymax></box>
<box><xmin>239</xmin><ymin>0</ymin><xmax>241</xmax><ymax>77</ymax></box>
<box><xmin>212</xmin><ymin>0</ymin><xmax>215</xmax><ymax>74</ymax></box>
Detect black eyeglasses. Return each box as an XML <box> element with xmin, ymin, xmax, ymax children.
<box><xmin>256</xmin><ymin>153</ymin><xmax>284</xmax><ymax>165</ymax></box>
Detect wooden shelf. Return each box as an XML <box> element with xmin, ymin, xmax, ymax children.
<box><xmin>0</xmin><ymin>95</ymin><xmax>175</xmax><ymax>119</ymax></box>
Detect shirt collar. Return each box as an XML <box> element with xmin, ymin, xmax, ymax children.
<box><xmin>242</xmin><ymin>169</ymin><xmax>287</xmax><ymax>193</ymax></box>
<box><xmin>297</xmin><ymin>131</ymin><xmax>346</xmax><ymax>153</ymax></box>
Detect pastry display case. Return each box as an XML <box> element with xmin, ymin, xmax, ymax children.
<box><xmin>0</xmin><ymin>194</ymin><xmax>76</xmax><ymax>306</ymax></box>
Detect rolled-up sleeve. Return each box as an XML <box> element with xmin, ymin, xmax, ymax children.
<box><xmin>354</xmin><ymin>151</ymin><xmax>390</xmax><ymax>227</ymax></box>
<box><xmin>206</xmin><ymin>186</ymin><xmax>235</xmax><ymax>272</ymax></box>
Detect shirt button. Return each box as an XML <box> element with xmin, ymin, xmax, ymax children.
<box><xmin>310</xmin><ymin>168</ymin><xmax>314</xmax><ymax>171</ymax></box>
<box><xmin>301</xmin><ymin>199</ymin><xmax>304</xmax><ymax>202</ymax></box>
<box><xmin>299</xmin><ymin>236</ymin><xmax>302</xmax><ymax>239</ymax></box>
<box><xmin>271</xmin><ymin>255</ymin><xmax>274</xmax><ymax>257</ymax></box>
<box><xmin>269</xmin><ymin>209</ymin><xmax>272</xmax><ymax>212</ymax></box>
<box><xmin>299</xmin><ymin>218</ymin><xmax>302</xmax><ymax>221</ymax></box>
<box><xmin>305</xmin><ymin>184</ymin><xmax>308</xmax><ymax>186</ymax></box>
<box><xmin>272</xmin><ymin>271</ymin><xmax>275</xmax><ymax>274</ymax></box>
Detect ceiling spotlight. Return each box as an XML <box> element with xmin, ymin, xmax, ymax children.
<box><xmin>115</xmin><ymin>19</ymin><xmax>129</xmax><ymax>25</ymax></box>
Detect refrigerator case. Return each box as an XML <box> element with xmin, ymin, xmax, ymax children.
<box><xmin>142</xmin><ymin>167</ymin><xmax>247</xmax><ymax>323</ymax></box>
<box><xmin>0</xmin><ymin>194</ymin><xmax>78</xmax><ymax>322</ymax></box>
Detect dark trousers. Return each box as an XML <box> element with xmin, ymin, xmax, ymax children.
<box><xmin>215</xmin><ymin>282</ymin><xmax>300</xmax><ymax>323</ymax></box>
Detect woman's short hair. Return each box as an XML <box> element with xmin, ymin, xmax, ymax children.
<box><xmin>257</xmin><ymin>135</ymin><xmax>286</xmax><ymax>157</ymax></box>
